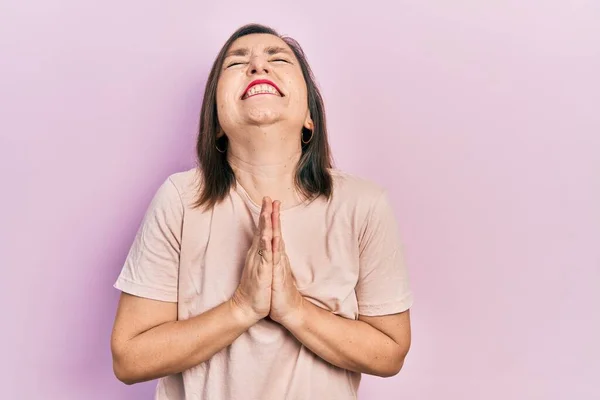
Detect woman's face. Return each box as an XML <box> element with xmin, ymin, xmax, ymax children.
<box><xmin>216</xmin><ymin>33</ymin><xmax>313</xmax><ymax>140</ymax></box>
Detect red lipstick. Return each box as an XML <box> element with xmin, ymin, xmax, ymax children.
<box><xmin>242</xmin><ymin>79</ymin><xmax>282</xmax><ymax>98</ymax></box>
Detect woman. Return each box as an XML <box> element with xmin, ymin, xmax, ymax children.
<box><xmin>111</xmin><ymin>23</ymin><xmax>413</xmax><ymax>400</ymax></box>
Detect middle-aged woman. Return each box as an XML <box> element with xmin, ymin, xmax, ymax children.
<box><xmin>111</xmin><ymin>23</ymin><xmax>414</xmax><ymax>400</ymax></box>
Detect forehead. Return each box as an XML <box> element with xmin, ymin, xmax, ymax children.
<box><xmin>227</xmin><ymin>33</ymin><xmax>293</xmax><ymax>54</ymax></box>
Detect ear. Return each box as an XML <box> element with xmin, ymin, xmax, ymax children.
<box><xmin>216</xmin><ymin>126</ymin><xmax>225</xmax><ymax>139</ymax></box>
<box><xmin>303</xmin><ymin>113</ymin><xmax>314</xmax><ymax>131</ymax></box>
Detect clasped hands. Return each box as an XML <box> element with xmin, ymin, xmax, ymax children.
<box><xmin>231</xmin><ymin>197</ymin><xmax>304</xmax><ymax>327</ymax></box>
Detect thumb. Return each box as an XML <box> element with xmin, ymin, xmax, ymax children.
<box><xmin>272</xmin><ymin>255</ymin><xmax>285</xmax><ymax>284</ymax></box>
<box><xmin>283</xmin><ymin>254</ymin><xmax>296</xmax><ymax>281</ymax></box>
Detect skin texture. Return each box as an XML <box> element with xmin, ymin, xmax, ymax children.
<box><xmin>111</xmin><ymin>33</ymin><xmax>411</xmax><ymax>385</ymax></box>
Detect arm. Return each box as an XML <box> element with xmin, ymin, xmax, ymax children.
<box><xmin>111</xmin><ymin>177</ymin><xmax>275</xmax><ymax>385</ymax></box>
<box><xmin>111</xmin><ymin>178</ymin><xmax>250</xmax><ymax>384</ymax></box>
<box><xmin>281</xmin><ymin>301</ymin><xmax>411</xmax><ymax>377</ymax></box>
<box><xmin>268</xmin><ymin>197</ymin><xmax>412</xmax><ymax>377</ymax></box>
<box><xmin>111</xmin><ymin>293</ymin><xmax>256</xmax><ymax>384</ymax></box>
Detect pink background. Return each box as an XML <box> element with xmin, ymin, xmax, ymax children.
<box><xmin>1</xmin><ymin>1</ymin><xmax>599</xmax><ymax>399</ymax></box>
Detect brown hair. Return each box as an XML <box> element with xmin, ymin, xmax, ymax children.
<box><xmin>194</xmin><ymin>23</ymin><xmax>334</xmax><ymax>209</ymax></box>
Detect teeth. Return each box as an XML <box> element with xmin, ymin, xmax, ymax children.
<box><xmin>246</xmin><ymin>84</ymin><xmax>279</xmax><ymax>97</ymax></box>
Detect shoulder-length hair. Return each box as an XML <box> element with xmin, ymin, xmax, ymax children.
<box><xmin>194</xmin><ymin>23</ymin><xmax>333</xmax><ymax>209</ymax></box>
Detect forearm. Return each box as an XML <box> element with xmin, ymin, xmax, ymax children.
<box><xmin>282</xmin><ymin>299</ymin><xmax>406</xmax><ymax>377</ymax></box>
<box><xmin>114</xmin><ymin>299</ymin><xmax>255</xmax><ymax>384</ymax></box>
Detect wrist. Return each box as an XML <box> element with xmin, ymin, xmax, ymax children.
<box><xmin>279</xmin><ymin>296</ymin><xmax>307</xmax><ymax>331</ymax></box>
<box><xmin>228</xmin><ymin>298</ymin><xmax>261</xmax><ymax>328</ymax></box>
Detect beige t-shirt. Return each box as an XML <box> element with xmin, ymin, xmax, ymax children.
<box><xmin>114</xmin><ymin>167</ymin><xmax>413</xmax><ymax>400</ymax></box>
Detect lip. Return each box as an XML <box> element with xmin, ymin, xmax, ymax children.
<box><xmin>242</xmin><ymin>79</ymin><xmax>283</xmax><ymax>99</ymax></box>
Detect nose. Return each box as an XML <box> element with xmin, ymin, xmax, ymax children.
<box><xmin>247</xmin><ymin>56</ymin><xmax>270</xmax><ymax>76</ymax></box>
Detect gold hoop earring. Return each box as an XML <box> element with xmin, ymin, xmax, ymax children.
<box><xmin>302</xmin><ymin>129</ymin><xmax>314</xmax><ymax>144</ymax></box>
<box><xmin>215</xmin><ymin>137</ymin><xmax>227</xmax><ymax>153</ymax></box>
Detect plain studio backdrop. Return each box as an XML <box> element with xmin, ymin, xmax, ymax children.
<box><xmin>1</xmin><ymin>1</ymin><xmax>598</xmax><ymax>399</ymax></box>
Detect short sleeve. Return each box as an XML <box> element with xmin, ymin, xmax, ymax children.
<box><xmin>114</xmin><ymin>177</ymin><xmax>183</xmax><ymax>302</ymax></box>
<box><xmin>356</xmin><ymin>190</ymin><xmax>414</xmax><ymax>316</ymax></box>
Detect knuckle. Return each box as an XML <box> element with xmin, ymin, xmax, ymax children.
<box><xmin>261</xmin><ymin>235</ymin><xmax>271</xmax><ymax>243</ymax></box>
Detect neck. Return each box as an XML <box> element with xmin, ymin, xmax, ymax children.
<box><xmin>227</xmin><ymin>127</ymin><xmax>303</xmax><ymax>209</ymax></box>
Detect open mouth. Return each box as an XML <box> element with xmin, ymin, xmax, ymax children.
<box><xmin>242</xmin><ymin>79</ymin><xmax>283</xmax><ymax>99</ymax></box>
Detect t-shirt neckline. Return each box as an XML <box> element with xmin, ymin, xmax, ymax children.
<box><xmin>233</xmin><ymin>180</ymin><xmax>309</xmax><ymax>215</ymax></box>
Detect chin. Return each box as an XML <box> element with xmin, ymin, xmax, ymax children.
<box><xmin>244</xmin><ymin>107</ymin><xmax>282</xmax><ymax>125</ymax></box>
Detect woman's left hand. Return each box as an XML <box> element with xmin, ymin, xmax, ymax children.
<box><xmin>269</xmin><ymin>200</ymin><xmax>304</xmax><ymax>326</ymax></box>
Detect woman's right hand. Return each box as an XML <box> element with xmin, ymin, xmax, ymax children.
<box><xmin>230</xmin><ymin>197</ymin><xmax>273</xmax><ymax>323</ymax></box>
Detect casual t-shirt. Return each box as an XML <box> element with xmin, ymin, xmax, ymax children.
<box><xmin>114</xmin><ymin>167</ymin><xmax>413</xmax><ymax>400</ymax></box>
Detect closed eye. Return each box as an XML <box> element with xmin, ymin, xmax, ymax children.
<box><xmin>271</xmin><ymin>58</ymin><xmax>290</xmax><ymax>63</ymax></box>
<box><xmin>226</xmin><ymin>61</ymin><xmax>246</xmax><ymax>68</ymax></box>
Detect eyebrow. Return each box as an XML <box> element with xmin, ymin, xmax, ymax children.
<box><xmin>225</xmin><ymin>48</ymin><xmax>249</xmax><ymax>58</ymax></box>
<box><xmin>224</xmin><ymin>46</ymin><xmax>292</xmax><ymax>59</ymax></box>
<box><xmin>265</xmin><ymin>46</ymin><xmax>292</xmax><ymax>56</ymax></box>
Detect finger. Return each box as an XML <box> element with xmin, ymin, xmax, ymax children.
<box><xmin>251</xmin><ymin>197</ymin><xmax>266</xmax><ymax>248</ymax></box>
<box><xmin>263</xmin><ymin>197</ymin><xmax>273</xmax><ymax>234</ymax></box>
<box><xmin>258</xmin><ymin>233</ymin><xmax>273</xmax><ymax>265</ymax></box>
<box><xmin>272</xmin><ymin>200</ymin><xmax>282</xmax><ymax>265</ymax></box>
<box><xmin>259</xmin><ymin>197</ymin><xmax>271</xmax><ymax>235</ymax></box>
<box><xmin>262</xmin><ymin>197</ymin><xmax>273</xmax><ymax>242</ymax></box>
<box><xmin>258</xmin><ymin>197</ymin><xmax>273</xmax><ymax>264</ymax></box>
<box><xmin>252</xmin><ymin>196</ymin><xmax>271</xmax><ymax>249</ymax></box>
<box><xmin>272</xmin><ymin>236</ymin><xmax>281</xmax><ymax>265</ymax></box>
<box><xmin>272</xmin><ymin>200</ymin><xmax>281</xmax><ymax>236</ymax></box>
<box><xmin>283</xmin><ymin>254</ymin><xmax>297</xmax><ymax>283</ymax></box>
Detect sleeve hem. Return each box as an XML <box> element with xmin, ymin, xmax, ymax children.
<box><xmin>114</xmin><ymin>277</ymin><xmax>178</xmax><ymax>303</ymax></box>
<box><xmin>358</xmin><ymin>293</ymin><xmax>414</xmax><ymax>316</ymax></box>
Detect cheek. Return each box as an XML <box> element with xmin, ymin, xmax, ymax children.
<box><xmin>216</xmin><ymin>83</ymin><xmax>228</xmax><ymax>109</ymax></box>
<box><xmin>290</xmin><ymin>78</ymin><xmax>309</xmax><ymax>110</ymax></box>
<box><xmin>216</xmin><ymin>75</ymin><xmax>237</xmax><ymax>103</ymax></box>
<box><xmin>291</xmin><ymin>73</ymin><xmax>308</xmax><ymax>102</ymax></box>
<box><xmin>216</xmin><ymin>81</ymin><xmax>238</xmax><ymax>121</ymax></box>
